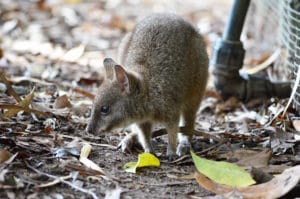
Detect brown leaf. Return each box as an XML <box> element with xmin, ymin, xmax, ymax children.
<box><xmin>36</xmin><ymin>0</ymin><xmax>51</xmax><ymax>11</ymax></box>
<box><xmin>235</xmin><ymin>149</ymin><xmax>272</xmax><ymax>168</ymax></box>
<box><xmin>216</xmin><ymin>97</ymin><xmax>240</xmax><ymax>113</ymax></box>
<box><xmin>4</xmin><ymin>88</ymin><xmax>34</xmax><ymax>117</ymax></box>
<box><xmin>0</xmin><ymin>72</ymin><xmax>21</xmax><ymax>102</ymax></box>
<box><xmin>44</xmin><ymin>125</ymin><xmax>52</xmax><ymax>134</ymax></box>
<box><xmin>221</xmin><ymin>149</ymin><xmax>271</xmax><ymax>168</ymax></box>
<box><xmin>53</xmin><ymin>94</ymin><xmax>72</xmax><ymax>109</ymax></box>
<box><xmin>0</xmin><ymin>104</ymin><xmax>50</xmax><ymax>117</ymax></box>
<box><xmin>195</xmin><ymin>172</ymin><xmax>233</xmax><ymax>194</ymax></box>
<box><xmin>204</xmin><ymin>89</ymin><xmax>222</xmax><ymax>99</ymax></box>
<box><xmin>0</xmin><ymin>150</ymin><xmax>12</xmax><ymax>163</ymax></box>
<box><xmin>195</xmin><ymin>165</ymin><xmax>300</xmax><ymax>199</ymax></box>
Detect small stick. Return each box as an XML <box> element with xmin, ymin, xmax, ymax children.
<box><xmin>35</xmin><ymin>174</ymin><xmax>72</xmax><ymax>188</ymax></box>
<box><xmin>59</xmin><ymin>134</ymin><xmax>118</xmax><ymax>149</ymax></box>
<box><xmin>282</xmin><ymin>66</ymin><xmax>300</xmax><ymax>118</ymax></box>
<box><xmin>139</xmin><ymin>181</ymin><xmax>193</xmax><ymax>187</ymax></box>
<box><xmin>152</xmin><ymin>127</ymin><xmax>222</xmax><ymax>143</ymax></box>
<box><xmin>169</xmin><ymin>142</ymin><xmax>225</xmax><ymax>164</ymax></box>
<box><xmin>72</xmin><ymin>87</ymin><xmax>95</xmax><ymax>99</ymax></box>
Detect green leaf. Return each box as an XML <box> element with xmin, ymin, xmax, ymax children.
<box><xmin>191</xmin><ymin>151</ymin><xmax>256</xmax><ymax>187</ymax></box>
<box><xmin>124</xmin><ymin>153</ymin><xmax>160</xmax><ymax>173</ymax></box>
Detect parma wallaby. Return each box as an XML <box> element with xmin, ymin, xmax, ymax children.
<box><xmin>86</xmin><ymin>13</ymin><xmax>209</xmax><ymax>159</ymax></box>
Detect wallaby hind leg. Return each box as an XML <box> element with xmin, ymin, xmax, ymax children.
<box><xmin>166</xmin><ymin>119</ymin><xmax>180</xmax><ymax>160</ymax></box>
<box><xmin>177</xmin><ymin>103</ymin><xmax>199</xmax><ymax>156</ymax></box>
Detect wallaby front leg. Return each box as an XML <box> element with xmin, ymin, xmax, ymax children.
<box><xmin>137</xmin><ymin>122</ymin><xmax>153</xmax><ymax>153</ymax></box>
<box><xmin>118</xmin><ymin>129</ymin><xmax>138</xmax><ymax>153</ymax></box>
<box><xmin>118</xmin><ymin>123</ymin><xmax>153</xmax><ymax>153</ymax></box>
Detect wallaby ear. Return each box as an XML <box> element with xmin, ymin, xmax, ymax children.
<box><xmin>114</xmin><ymin>65</ymin><xmax>130</xmax><ymax>94</ymax></box>
<box><xmin>103</xmin><ymin>58</ymin><xmax>117</xmax><ymax>79</ymax></box>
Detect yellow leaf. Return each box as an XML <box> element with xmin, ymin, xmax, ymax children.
<box><xmin>191</xmin><ymin>151</ymin><xmax>255</xmax><ymax>187</ymax></box>
<box><xmin>80</xmin><ymin>142</ymin><xmax>92</xmax><ymax>159</ymax></box>
<box><xmin>124</xmin><ymin>153</ymin><xmax>160</xmax><ymax>173</ymax></box>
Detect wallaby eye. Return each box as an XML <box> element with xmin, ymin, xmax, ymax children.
<box><xmin>100</xmin><ymin>105</ymin><xmax>110</xmax><ymax>116</ymax></box>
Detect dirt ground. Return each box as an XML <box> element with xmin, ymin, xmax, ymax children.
<box><xmin>0</xmin><ymin>0</ymin><xmax>299</xmax><ymax>199</ymax></box>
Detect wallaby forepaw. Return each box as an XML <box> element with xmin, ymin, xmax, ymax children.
<box><xmin>176</xmin><ymin>141</ymin><xmax>191</xmax><ymax>157</ymax></box>
<box><xmin>167</xmin><ymin>153</ymin><xmax>178</xmax><ymax>161</ymax></box>
<box><xmin>167</xmin><ymin>148</ymin><xmax>178</xmax><ymax>161</ymax></box>
<box><xmin>118</xmin><ymin>134</ymin><xmax>137</xmax><ymax>153</ymax></box>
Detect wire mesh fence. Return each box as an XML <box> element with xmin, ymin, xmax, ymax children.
<box><xmin>248</xmin><ymin>0</ymin><xmax>300</xmax><ymax>112</ymax></box>
<box><xmin>280</xmin><ymin>0</ymin><xmax>300</xmax><ymax>111</ymax></box>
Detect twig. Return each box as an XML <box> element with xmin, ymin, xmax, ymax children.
<box><xmin>0</xmin><ymin>104</ymin><xmax>50</xmax><ymax>117</ymax></box>
<box><xmin>26</xmin><ymin>162</ymin><xmax>99</xmax><ymax>199</ymax></box>
<box><xmin>264</xmin><ymin>106</ymin><xmax>285</xmax><ymax>127</ymax></box>
<box><xmin>0</xmin><ymin>71</ymin><xmax>21</xmax><ymax>102</ymax></box>
<box><xmin>139</xmin><ymin>181</ymin><xmax>193</xmax><ymax>186</ymax></box>
<box><xmin>59</xmin><ymin>134</ymin><xmax>117</xmax><ymax>149</ymax></box>
<box><xmin>152</xmin><ymin>127</ymin><xmax>222</xmax><ymax>143</ymax></box>
<box><xmin>72</xmin><ymin>87</ymin><xmax>95</xmax><ymax>99</ymax></box>
<box><xmin>169</xmin><ymin>142</ymin><xmax>225</xmax><ymax>164</ymax></box>
<box><xmin>35</xmin><ymin>174</ymin><xmax>72</xmax><ymax>188</ymax></box>
<box><xmin>244</xmin><ymin>48</ymin><xmax>281</xmax><ymax>75</ymax></box>
<box><xmin>0</xmin><ymin>184</ymin><xmax>24</xmax><ymax>189</ymax></box>
<box><xmin>10</xmin><ymin>76</ymin><xmax>54</xmax><ymax>86</ymax></box>
<box><xmin>282</xmin><ymin>65</ymin><xmax>300</xmax><ymax>117</ymax></box>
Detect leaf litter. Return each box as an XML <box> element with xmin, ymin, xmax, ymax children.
<box><xmin>0</xmin><ymin>0</ymin><xmax>299</xmax><ymax>198</ymax></box>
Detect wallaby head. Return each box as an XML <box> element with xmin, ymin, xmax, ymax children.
<box><xmin>86</xmin><ymin>58</ymin><xmax>142</xmax><ymax>134</ymax></box>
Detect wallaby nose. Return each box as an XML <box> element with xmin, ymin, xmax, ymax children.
<box><xmin>103</xmin><ymin>58</ymin><xmax>113</xmax><ymax>65</ymax></box>
<box><xmin>86</xmin><ymin>122</ymin><xmax>96</xmax><ymax>134</ymax></box>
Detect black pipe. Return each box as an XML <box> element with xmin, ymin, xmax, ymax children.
<box><xmin>211</xmin><ymin>0</ymin><xmax>291</xmax><ymax>101</ymax></box>
<box><xmin>223</xmin><ymin>0</ymin><xmax>250</xmax><ymax>41</ymax></box>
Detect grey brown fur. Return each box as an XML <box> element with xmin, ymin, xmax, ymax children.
<box><xmin>86</xmin><ymin>13</ymin><xmax>208</xmax><ymax>158</ymax></box>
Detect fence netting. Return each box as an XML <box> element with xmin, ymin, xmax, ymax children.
<box><xmin>246</xmin><ymin>0</ymin><xmax>300</xmax><ymax>112</ymax></box>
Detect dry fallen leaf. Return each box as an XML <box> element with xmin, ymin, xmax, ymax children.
<box><xmin>0</xmin><ymin>150</ymin><xmax>12</xmax><ymax>163</ymax></box>
<box><xmin>62</xmin><ymin>45</ymin><xmax>85</xmax><ymax>62</ymax></box>
<box><xmin>53</xmin><ymin>94</ymin><xmax>72</xmax><ymax>109</ymax></box>
<box><xmin>4</xmin><ymin>88</ymin><xmax>35</xmax><ymax>117</ymax></box>
<box><xmin>79</xmin><ymin>143</ymin><xmax>105</xmax><ymax>175</ymax></box>
<box><xmin>234</xmin><ymin>149</ymin><xmax>272</xmax><ymax>168</ymax></box>
<box><xmin>195</xmin><ymin>165</ymin><xmax>300</xmax><ymax>199</ymax></box>
<box><xmin>292</xmin><ymin>119</ymin><xmax>300</xmax><ymax>132</ymax></box>
<box><xmin>216</xmin><ymin>97</ymin><xmax>241</xmax><ymax>113</ymax></box>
